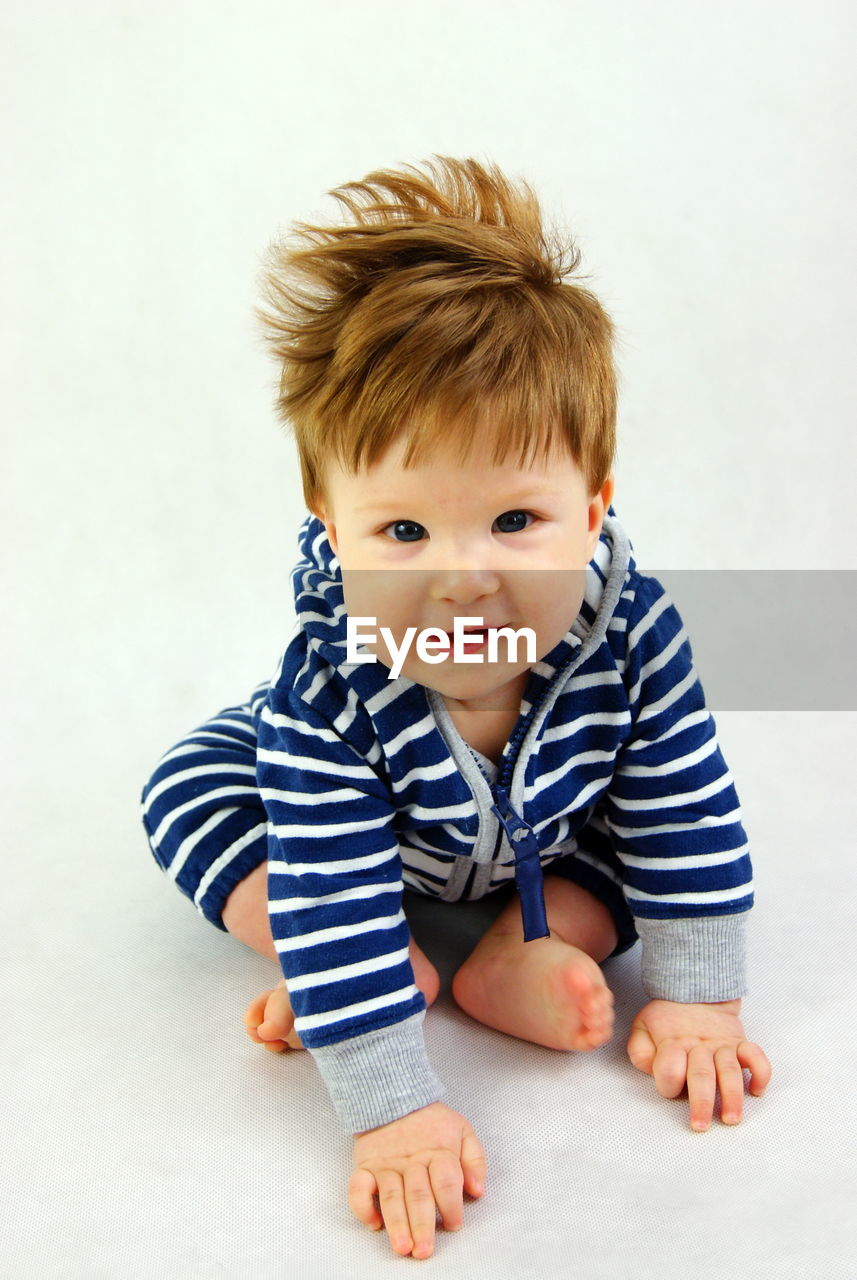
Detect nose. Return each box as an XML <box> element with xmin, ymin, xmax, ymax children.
<box><xmin>428</xmin><ymin>566</ymin><xmax>501</xmax><ymax>605</ymax></box>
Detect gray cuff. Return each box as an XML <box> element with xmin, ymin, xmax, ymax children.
<box><xmin>310</xmin><ymin>1011</ymin><xmax>447</xmax><ymax>1134</ymax></box>
<box><xmin>634</xmin><ymin>913</ymin><xmax>749</xmax><ymax>1002</ymax></box>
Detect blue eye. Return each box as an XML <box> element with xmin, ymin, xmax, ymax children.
<box><xmin>494</xmin><ymin>510</ymin><xmax>533</xmax><ymax>533</ymax></box>
<box><xmin>383</xmin><ymin>520</ymin><xmax>426</xmax><ymax>542</ymax></box>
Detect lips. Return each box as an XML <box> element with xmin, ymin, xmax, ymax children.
<box><xmin>442</xmin><ymin>624</ymin><xmax>504</xmax><ymax>637</ymax></box>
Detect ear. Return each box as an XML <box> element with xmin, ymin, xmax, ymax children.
<box><xmin>309</xmin><ymin>498</ymin><xmax>339</xmax><ymax>555</ymax></box>
<box><xmin>585</xmin><ymin>473</ymin><xmax>615</xmax><ymax>560</ymax></box>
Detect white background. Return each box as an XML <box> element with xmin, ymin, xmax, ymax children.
<box><xmin>4</xmin><ymin>0</ymin><xmax>855</xmax><ymax>756</ymax></box>
<box><xmin>3</xmin><ymin>4</ymin><xmax>855</xmax><ymax>1277</ymax></box>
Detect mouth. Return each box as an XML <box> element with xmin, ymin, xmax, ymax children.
<box><xmin>441</xmin><ymin>625</ymin><xmax>502</xmax><ymax>650</ymax></box>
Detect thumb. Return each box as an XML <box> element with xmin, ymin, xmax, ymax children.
<box><xmin>460</xmin><ymin>1127</ymin><xmax>487</xmax><ymax>1198</ymax></box>
<box><xmin>626</xmin><ymin>1022</ymin><xmax>656</xmax><ymax>1075</ymax></box>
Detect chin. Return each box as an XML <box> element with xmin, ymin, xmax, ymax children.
<box><xmin>418</xmin><ymin>665</ymin><xmax>526</xmax><ymax>702</ymax></box>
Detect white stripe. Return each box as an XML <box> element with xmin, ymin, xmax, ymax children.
<box><xmin>294</xmin><ymin>986</ymin><xmax>419</xmax><ymax>1033</ymax></box>
<box><xmin>364</xmin><ymin>678</ymin><xmax>423</xmax><ymax>716</ymax></box>
<box><xmin>262</xmin><ymin>706</ymin><xmax>340</xmax><ymax>742</ymax></box>
<box><xmin>189</xmin><ymin>713</ymin><xmax>253</xmax><ymax>734</ymax></box>
<box><xmin>527</xmin><ymin>750</ymin><xmax>617</xmax><ymax>799</ymax></box>
<box><xmin>275</xmin><ymin>911</ymin><xmax>405</xmax><ymax>953</ymax></box>
<box><xmin>260</xmin><ymin>784</ymin><xmax>370</xmax><ymax>805</ymax></box>
<box><xmin>609</xmin><ymin>773</ymin><xmax>732</xmax><ymax>812</ymax></box>
<box><xmin>633</xmin><ymin>626</ymin><xmax>687</xmax><ymax>694</ymax></box>
<box><xmin>332</xmin><ymin>686</ymin><xmax>363</xmax><ymax>736</ymax></box>
<box><xmin>151</xmin><ymin>786</ymin><xmax>260</xmax><ymax>849</ymax></box>
<box><xmin>194</xmin><ymin>823</ymin><xmax>268</xmax><ymax>907</ymax></box>
<box><xmin>635</xmin><ymin>668</ymin><xmax>699</xmax><ymax>724</ymax></box>
<box><xmin>400</xmin><ymin>850</ymin><xmax>461</xmax><ymax>881</ymax></box>
<box><xmin>287</xmin><ymin>945</ymin><xmax>411</xmax><ymax>993</ymax></box>
<box><xmin>144</xmin><ymin>761</ymin><xmax>256</xmax><ymax>810</ymax></box>
<box><xmin>607</xmin><ymin>807</ymin><xmax>742</xmax><ymax>839</ymax></box>
<box><xmin>615</xmin><ymin>736</ymin><xmax>718</xmax><ymax>777</ymax></box>
<box><xmin>270</xmin><ymin>813</ymin><xmax>392</xmax><ymax>839</ymax></box>
<box><xmin>267</xmin><ymin>847</ymin><xmax>395</xmax><ymax>877</ymax></box>
<box><xmin>624</xmin><ymin>882</ymin><xmax>753</xmax><ymax>906</ymax></box>
<box><xmin>616</xmin><ymin>843</ymin><xmax>749</xmax><ymax>871</ymax></box>
<box><xmin>384</xmin><ymin>713</ymin><xmax>438</xmax><ymax>758</ymax></box>
<box><xmin>562</xmin><ymin>771</ymin><xmax>616</xmax><ymax>812</ymax></box>
<box><xmin>305</xmin><ymin>663</ymin><xmax>338</xmax><ymax>707</ymax></box>
<box><xmin>627</xmin><ymin>590</ymin><xmax>672</xmax><ymax>650</ymax></box>
<box><xmin>151</xmin><ymin>740</ymin><xmax>233</xmax><ymax>768</ymax></box>
<box><xmin>568</xmin><ymin>668</ymin><xmax>623</xmax><ymax>692</ymax></box>
<box><xmin>269</xmin><ymin>882</ymin><xmax>398</xmax><ymax>912</ymax></box>
<box><xmin>165</xmin><ymin>806</ymin><xmax>240</xmax><ymax>880</ymax></box>
<box><xmin>394</xmin><ymin>755</ymin><xmax>459</xmax><ymax>791</ymax></box>
<box><xmin>623</xmin><ymin>709</ymin><xmax>710</xmax><ymax>751</ymax></box>
<box><xmin>541</xmin><ymin>710</ymin><xmax>631</xmax><ymax>745</ymax></box>
<box><xmin>256</xmin><ymin>746</ymin><xmax>375</xmax><ymax>780</ymax></box>
<box><xmin>396</xmin><ymin>798</ymin><xmax>475</xmax><ymax>824</ymax></box>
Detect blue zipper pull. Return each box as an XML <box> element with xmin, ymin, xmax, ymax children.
<box><xmin>491</xmin><ymin>785</ymin><xmax>549</xmax><ymax>942</ymax></box>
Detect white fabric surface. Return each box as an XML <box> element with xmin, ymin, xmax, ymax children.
<box><xmin>3</xmin><ymin>712</ymin><xmax>855</xmax><ymax>1277</ymax></box>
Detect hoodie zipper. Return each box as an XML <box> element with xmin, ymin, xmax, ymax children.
<box><xmin>464</xmin><ymin>730</ymin><xmax>551</xmax><ymax>943</ymax></box>
<box><xmin>462</xmin><ymin>650</ymin><xmax>585</xmax><ymax>943</ymax></box>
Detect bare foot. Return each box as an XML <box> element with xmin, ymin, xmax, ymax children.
<box><xmin>452</xmin><ymin>933</ymin><xmax>614</xmax><ymax>1052</ymax></box>
<box><xmin>244</xmin><ymin>978</ymin><xmax>305</xmax><ymax>1053</ymax></box>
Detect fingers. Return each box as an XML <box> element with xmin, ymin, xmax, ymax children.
<box><xmin>626</xmin><ymin>1023</ymin><xmax>656</xmax><ymax>1075</ymax></box>
<box><xmin>403</xmin><ymin>1164</ymin><xmax>441</xmax><ymax>1259</ymax></box>
<box><xmin>714</xmin><ymin>1045</ymin><xmax>747</xmax><ymax>1125</ymax></box>
<box><xmin>375</xmin><ymin>1169</ymin><xmax>432</xmax><ymax>1259</ymax></box>
<box><xmin>350</xmin><ymin>1167</ymin><xmax>444</xmax><ymax>1259</ymax></box>
<box><xmin>429</xmin><ymin>1154</ymin><xmax>465</xmax><ymax>1232</ymax></box>
<box><xmin>460</xmin><ymin>1128</ymin><xmax>488</xmax><ymax>1200</ymax></box>
<box><xmin>738</xmin><ymin>1040</ymin><xmax>773</xmax><ymax>1097</ymax></box>
<box><xmin>351</xmin><ymin>1169</ymin><xmax>415</xmax><ymax>1257</ymax></box>
<box><xmin>656</xmin><ymin>1040</ymin><xmax>773</xmax><ymax>1131</ymax></box>
<box><xmin>348</xmin><ymin>1168</ymin><xmax>383</xmax><ymax>1233</ymax></box>
<box><xmin>349</xmin><ymin>1135</ymin><xmax>485</xmax><ymax>1257</ymax></box>
<box><xmin>651</xmin><ymin>1041</ymin><xmax>689</xmax><ymax>1100</ymax></box>
<box><xmin>686</xmin><ymin>1044</ymin><xmax>717</xmax><ymax>1131</ymax></box>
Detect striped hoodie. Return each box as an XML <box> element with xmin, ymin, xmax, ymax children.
<box><xmin>255</xmin><ymin>509</ymin><xmax>754</xmax><ymax>1132</ymax></box>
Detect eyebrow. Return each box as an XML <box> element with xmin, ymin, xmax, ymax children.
<box><xmin>354</xmin><ymin>488</ymin><xmax>566</xmax><ymax>514</ymax></box>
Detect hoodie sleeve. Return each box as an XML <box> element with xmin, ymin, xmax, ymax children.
<box><xmin>256</xmin><ymin>684</ymin><xmax>446</xmax><ymax>1133</ymax></box>
<box><xmin>604</xmin><ymin>574</ymin><xmax>754</xmax><ymax>1003</ymax></box>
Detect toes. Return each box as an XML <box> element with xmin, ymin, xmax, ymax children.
<box><xmin>244</xmin><ymin>992</ymin><xmax>273</xmax><ymax>1044</ymax></box>
<box><xmin>243</xmin><ymin>990</ymin><xmax>269</xmax><ymax>1030</ymax></box>
<box><xmin>570</xmin><ymin>968</ymin><xmax>614</xmax><ymax>1049</ymax></box>
<box><xmin>261</xmin><ymin>1039</ymin><xmax>288</xmax><ymax>1054</ymax></box>
<box><xmin>244</xmin><ymin>981</ymin><xmax>297</xmax><ymax>1052</ymax></box>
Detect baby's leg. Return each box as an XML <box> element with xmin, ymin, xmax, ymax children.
<box><xmin>222</xmin><ymin>862</ymin><xmax>441</xmax><ymax>1052</ymax></box>
<box><xmin>451</xmin><ymin>878</ymin><xmax>618</xmax><ymax>1052</ymax></box>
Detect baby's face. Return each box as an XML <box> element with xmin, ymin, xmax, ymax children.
<box><xmin>314</xmin><ymin>432</ymin><xmax>613</xmax><ymax>712</ymax></box>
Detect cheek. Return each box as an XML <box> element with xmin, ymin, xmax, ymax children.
<box><xmin>341</xmin><ymin>571</ymin><xmax>421</xmax><ymax>630</ymax></box>
<box><xmin>518</xmin><ymin>572</ymin><xmax>586</xmax><ymax>651</ymax></box>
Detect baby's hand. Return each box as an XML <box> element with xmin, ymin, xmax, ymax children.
<box><xmin>626</xmin><ymin>999</ymin><xmax>772</xmax><ymax>1131</ymax></box>
<box><xmin>350</xmin><ymin>1101</ymin><xmax>487</xmax><ymax>1259</ymax></box>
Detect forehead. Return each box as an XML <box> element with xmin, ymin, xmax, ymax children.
<box><xmin>341</xmin><ymin>414</ymin><xmax>573</xmax><ymax>483</ymax></box>
<box><xmin>323</xmin><ymin>433</ymin><xmax>586</xmax><ymax>519</ymax></box>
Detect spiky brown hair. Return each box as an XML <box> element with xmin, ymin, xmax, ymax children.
<box><xmin>257</xmin><ymin>155</ymin><xmax>617</xmax><ymax>510</ymax></box>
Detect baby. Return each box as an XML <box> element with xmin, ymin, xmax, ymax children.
<box><xmin>141</xmin><ymin>156</ymin><xmax>771</xmax><ymax>1261</ymax></box>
